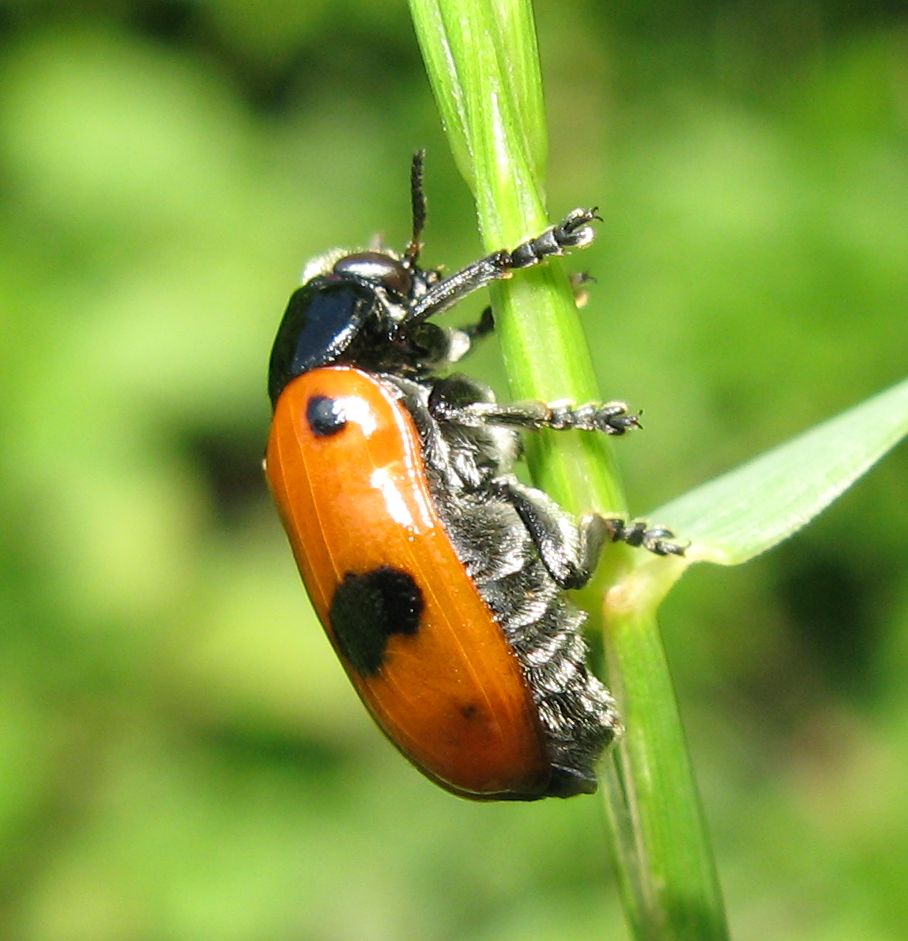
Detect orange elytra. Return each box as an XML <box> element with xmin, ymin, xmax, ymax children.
<box><xmin>266</xmin><ymin>367</ymin><xmax>551</xmax><ymax>798</ymax></box>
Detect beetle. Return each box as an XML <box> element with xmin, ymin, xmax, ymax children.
<box><xmin>265</xmin><ymin>152</ymin><xmax>681</xmax><ymax>800</ymax></box>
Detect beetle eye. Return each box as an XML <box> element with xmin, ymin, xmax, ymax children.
<box><xmin>333</xmin><ymin>252</ymin><xmax>412</xmax><ymax>297</ymax></box>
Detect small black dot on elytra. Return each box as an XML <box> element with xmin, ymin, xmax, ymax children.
<box><xmin>460</xmin><ymin>703</ymin><xmax>480</xmax><ymax>720</ymax></box>
<box><xmin>329</xmin><ymin>566</ymin><xmax>424</xmax><ymax>676</ymax></box>
<box><xmin>306</xmin><ymin>395</ymin><xmax>347</xmax><ymax>437</ymax></box>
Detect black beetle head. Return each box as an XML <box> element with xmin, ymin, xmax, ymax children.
<box><xmin>267</xmin><ymin>249</ymin><xmax>418</xmax><ymax>408</ymax></box>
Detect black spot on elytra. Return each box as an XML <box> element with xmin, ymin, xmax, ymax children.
<box><xmin>307</xmin><ymin>396</ymin><xmax>347</xmax><ymax>437</ymax></box>
<box><xmin>329</xmin><ymin>566</ymin><xmax>424</xmax><ymax>675</ymax></box>
<box><xmin>460</xmin><ymin>703</ymin><xmax>479</xmax><ymax>720</ymax></box>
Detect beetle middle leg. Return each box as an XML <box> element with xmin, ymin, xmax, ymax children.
<box><xmin>429</xmin><ymin>378</ymin><xmax>641</xmax><ymax>436</ymax></box>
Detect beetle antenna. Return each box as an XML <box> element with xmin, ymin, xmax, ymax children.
<box><xmin>404</xmin><ymin>149</ymin><xmax>427</xmax><ymax>267</ymax></box>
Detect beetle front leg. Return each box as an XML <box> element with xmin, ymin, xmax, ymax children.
<box><xmin>407</xmin><ymin>208</ymin><xmax>601</xmax><ymax>326</ymax></box>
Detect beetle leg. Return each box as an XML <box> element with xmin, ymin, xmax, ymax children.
<box><xmin>601</xmin><ymin>518</ymin><xmax>687</xmax><ymax>557</ymax></box>
<box><xmin>459</xmin><ymin>269</ymin><xmax>593</xmax><ymax>346</ymax></box>
<box><xmin>492</xmin><ymin>479</ymin><xmax>687</xmax><ymax>585</ymax></box>
<box><xmin>506</xmin><ymin>207</ymin><xmax>602</xmax><ymax>268</ymax></box>
<box><xmin>407</xmin><ymin>208</ymin><xmax>601</xmax><ymax>325</ymax></box>
<box><xmin>491</xmin><ymin>478</ymin><xmax>608</xmax><ymax>589</ymax></box>
<box><xmin>462</xmin><ymin>306</ymin><xmax>496</xmax><ymax>343</ymax></box>
<box><xmin>429</xmin><ymin>390</ymin><xmax>641</xmax><ymax>437</ymax></box>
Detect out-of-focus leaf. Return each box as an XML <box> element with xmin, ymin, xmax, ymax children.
<box><xmin>653</xmin><ymin>377</ymin><xmax>908</xmax><ymax>565</ymax></box>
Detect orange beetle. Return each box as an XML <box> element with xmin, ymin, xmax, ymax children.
<box><xmin>265</xmin><ymin>153</ymin><xmax>682</xmax><ymax>800</ymax></box>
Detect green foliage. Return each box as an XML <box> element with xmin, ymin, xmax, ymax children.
<box><xmin>410</xmin><ymin>5</ymin><xmax>906</xmax><ymax>939</ymax></box>
<box><xmin>658</xmin><ymin>377</ymin><xmax>908</xmax><ymax>566</ymax></box>
<box><xmin>1</xmin><ymin>4</ymin><xmax>906</xmax><ymax>940</ymax></box>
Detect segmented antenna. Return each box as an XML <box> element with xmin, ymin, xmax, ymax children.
<box><xmin>404</xmin><ymin>149</ymin><xmax>427</xmax><ymax>267</ymax></box>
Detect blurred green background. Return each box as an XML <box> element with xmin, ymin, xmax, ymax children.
<box><xmin>1</xmin><ymin>2</ymin><xmax>906</xmax><ymax>939</ymax></box>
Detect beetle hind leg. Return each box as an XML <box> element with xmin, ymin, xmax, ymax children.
<box><xmin>491</xmin><ymin>478</ymin><xmax>608</xmax><ymax>590</ymax></box>
<box><xmin>602</xmin><ymin>518</ymin><xmax>687</xmax><ymax>557</ymax></box>
<box><xmin>492</xmin><ymin>476</ymin><xmax>687</xmax><ymax>582</ymax></box>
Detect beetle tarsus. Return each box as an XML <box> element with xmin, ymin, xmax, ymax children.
<box><xmin>428</xmin><ymin>391</ymin><xmax>641</xmax><ymax>437</ymax></box>
<box><xmin>408</xmin><ymin>208</ymin><xmax>601</xmax><ymax>325</ymax></box>
<box><xmin>601</xmin><ymin>518</ymin><xmax>687</xmax><ymax>557</ymax></box>
<box><xmin>507</xmin><ymin>208</ymin><xmax>602</xmax><ymax>269</ymax></box>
